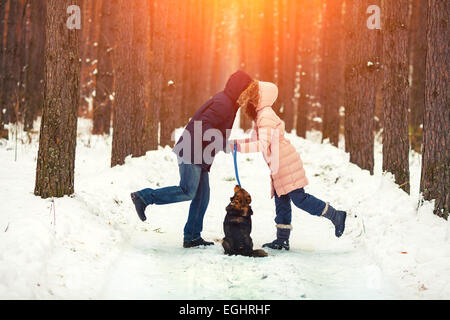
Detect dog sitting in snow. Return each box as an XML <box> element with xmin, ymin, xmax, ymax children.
<box><xmin>222</xmin><ymin>185</ymin><xmax>267</xmax><ymax>258</ymax></box>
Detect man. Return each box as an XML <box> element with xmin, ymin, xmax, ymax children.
<box><xmin>131</xmin><ymin>70</ymin><xmax>253</xmax><ymax>248</ymax></box>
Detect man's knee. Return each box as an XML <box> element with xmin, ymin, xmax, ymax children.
<box><xmin>182</xmin><ymin>187</ymin><xmax>197</xmax><ymax>200</ymax></box>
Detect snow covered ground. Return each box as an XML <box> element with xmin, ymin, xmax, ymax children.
<box><xmin>0</xmin><ymin>118</ymin><xmax>449</xmax><ymax>300</ymax></box>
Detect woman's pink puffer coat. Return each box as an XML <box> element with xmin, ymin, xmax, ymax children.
<box><xmin>236</xmin><ymin>81</ymin><xmax>309</xmax><ymax>198</ymax></box>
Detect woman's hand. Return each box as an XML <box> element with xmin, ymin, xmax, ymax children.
<box><xmin>229</xmin><ymin>140</ymin><xmax>240</xmax><ymax>153</ymax></box>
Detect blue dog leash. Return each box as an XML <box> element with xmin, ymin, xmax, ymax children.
<box><xmin>233</xmin><ymin>142</ymin><xmax>242</xmax><ymax>187</ymax></box>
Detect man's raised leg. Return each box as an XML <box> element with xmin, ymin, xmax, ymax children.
<box><xmin>131</xmin><ymin>163</ymin><xmax>202</xmax><ymax>221</ymax></box>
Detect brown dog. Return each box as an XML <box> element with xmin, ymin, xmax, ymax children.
<box><xmin>222</xmin><ymin>185</ymin><xmax>267</xmax><ymax>257</ymax></box>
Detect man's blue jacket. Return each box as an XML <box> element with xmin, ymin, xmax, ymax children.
<box><xmin>173</xmin><ymin>70</ymin><xmax>253</xmax><ymax>171</ymax></box>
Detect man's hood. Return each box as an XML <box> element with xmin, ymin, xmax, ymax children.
<box><xmin>224</xmin><ymin>70</ymin><xmax>253</xmax><ymax>107</ymax></box>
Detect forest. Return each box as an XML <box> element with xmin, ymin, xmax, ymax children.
<box><xmin>0</xmin><ymin>0</ymin><xmax>448</xmax><ymax>216</ymax></box>
<box><xmin>0</xmin><ymin>0</ymin><xmax>449</xmax><ymax>301</ymax></box>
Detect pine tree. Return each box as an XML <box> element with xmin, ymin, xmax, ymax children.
<box><xmin>320</xmin><ymin>0</ymin><xmax>344</xmax><ymax>146</ymax></box>
<box><xmin>1</xmin><ymin>0</ymin><xmax>20</xmax><ymax>126</ymax></box>
<box><xmin>382</xmin><ymin>0</ymin><xmax>410</xmax><ymax>192</ymax></box>
<box><xmin>408</xmin><ymin>0</ymin><xmax>427</xmax><ymax>153</ymax></box>
<box><xmin>259</xmin><ymin>0</ymin><xmax>276</xmax><ymax>90</ymax></box>
<box><xmin>111</xmin><ymin>0</ymin><xmax>134</xmax><ymax>167</ymax></box>
<box><xmin>238</xmin><ymin>0</ymin><xmax>261</xmax><ymax>131</ymax></box>
<box><xmin>0</xmin><ymin>0</ymin><xmax>6</xmax><ymax>138</ymax></box>
<box><xmin>160</xmin><ymin>0</ymin><xmax>181</xmax><ymax>147</ymax></box>
<box><xmin>143</xmin><ymin>0</ymin><xmax>168</xmax><ymax>152</ymax></box>
<box><xmin>420</xmin><ymin>0</ymin><xmax>449</xmax><ymax>219</ymax></box>
<box><xmin>130</xmin><ymin>0</ymin><xmax>150</xmax><ymax>157</ymax></box>
<box><xmin>343</xmin><ymin>0</ymin><xmax>381</xmax><ymax>174</ymax></box>
<box><xmin>35</xmin><ymin>0</ymin><xmax>81</xmax><ymax>198</ymax></box>
<box><xmin>24</xmin><ymin>0</ymin><xmax>46</xmax><ymax>132</ymax></box>
<box><xmin>92</xmin><ymin>0</ymin><xmax>115</xmax><ymax>135</ymax></box>
<box><xmin>296</xmin><ymin>0</ymin><xmax>320</xmax><ymax>138</ymax></box>
<box><xmin>277</xmin><ymin>0</ymin><xmax>298</xmax><ymax>133</ymax></box>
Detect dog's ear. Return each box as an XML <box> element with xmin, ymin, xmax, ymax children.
<box><xmin>234</xmin><ymin>185</ymin><xmax>241</xmax><ymax>193</ymax></box>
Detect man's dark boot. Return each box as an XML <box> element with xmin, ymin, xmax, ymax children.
<box><xmin>131</xmin><ymin>192</ymin><xmax>147</xmax><ymax>222</ymax></box>
<box><xmin>183</xmin><ymin>237</ymin><xmax>214</xmax><ymax>248</ymax></box>
<box><xmin>262</xmin><ymin>225</ymin><xmax>292</xmax><ymax>250</ymax></box>
<box><xmin>322</xmin><ymin>203</ymin><xmax>346</xmax><ymax>238</ymax></box>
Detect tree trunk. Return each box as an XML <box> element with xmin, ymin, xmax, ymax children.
<box><xmin>79</xmin><ymin>0</ymin><xmax>102</xmax><ymax>118</ymax></box>
<box><xmin>320</xmin><ymin>0</ymin><xmax>344</xmax><ymax>146</ymax></box>
<box><xmin>343</xmin><ymin>0</ymin><xmax>380</xmax><ymax>174</ymax></box>
<box><xmin>144</xmin><ymin>0</ymin><xmax>168</xmax><ymax>152</ymax></box>
<box><xmin>277</xmin><ymin>0</ymin><xmax>298</xmax><ymax>133</ymax></box>
<box><xmin>181</xmin><ymin>0</ymin><xmax>195</xmax><ymax>126</ymax></box>
<box><xmin>174</xmin><ymin>0</ymin><xmax>188</xmax><ymax>129</ymax></box>
<box><xmin>78</xmin><ymin>0</ymin><xmax>93</xmax><ymax>117</ymax></box>
<box><xmin>16</xmin><ymin>0</ymin><xmax>29</xmax><ymax>124</ymax></box>
<box><xmin>408</xmin><ymin>0</ymin><xmax>427</xmax><ymax>153</ymax></box>
<box><xmin>238</xmin><ymin>0</ymin><xmax>261</xmax><ymax>131</ymax></box>
<box><xmin>24</xmin><ymin>0</ymin><xmax>46</xmax><ymax>132</ymax></box>
<box><xmin>296</xmin><ymin>1</ymin><xmax>318</xmax><ymax>138</ymax></box>
<box><xmin>1</xmin><ymin>0</ymin><xmax>19</xmax><ymax>125</ymax></box>
<box><xmin>420</xmin><ymin>0</ymin><xmax>449</xmax><ymax>219</ymax></box>
<box><xmin>200</xmin><ymin>0</ymin><xmax>218</xmax><ymax>104</ymax></box>
<box><xmin>130</xmin><ymin>0</ymin><xmax>150</xmax><ymax>157</ymax></box>
<box><xmin>382</xmin><ymin>0</ymin><xmax>410</xmax><ymax>193</ymax></box>
<box><xmin>210</xmin><ymin>0</ymin><xmax>227</xmax><ymax>95</ymax></box>
<box><xmin>35</xmin><ymin>0</ymin><xmax>81</xmax><ymax>198</ymax></box>
<box><xmin>259</xmin><ymin>0</ymin><xmax>276</xmax><ymax>102</ymax></box>
<box><xmin>0</xmin><ymin>0</ymin><xmax>6</xmax><ymax>137</ymax></box>
<box><xmin>92</xmin><ymin>0</ymin><xmax>115</xmax><ymax>135</ymax></box>
<box><xmin>111</xmin><ymin>0</ymin><xmax>134</xmax><ymax>167</ymax></box>
<box><xmin>160</xmin><ymin>0</ymin><xmax>180</xmax><ymax>147</ymax></box>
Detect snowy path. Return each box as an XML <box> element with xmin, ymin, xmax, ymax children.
<box><xmin>98</xmin><ymin>235</ymin><xmax>398</xmax><ymax>299</ymax></box>
<box><xmin>1</xmin><ymin>122</ymin><xmax>449</xmax><ymax>299</ymax></box>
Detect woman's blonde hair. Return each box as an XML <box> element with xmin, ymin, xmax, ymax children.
<box><xmin>237</xmin><ymin>80</ymin><xmax>260</xmax><ymax>121</ymax></box>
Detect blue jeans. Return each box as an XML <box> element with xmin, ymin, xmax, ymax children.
<box><xmin>136</xmin><ymin>163</ymin><xmax>210</xmax><ymax>242</ymax></box>
<box><xmin>274</xmin><ymin>188</ymin><xmax>327</xmax><ymax>225</ymax></box>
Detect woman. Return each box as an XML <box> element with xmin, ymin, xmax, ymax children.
<box><xmin>231</xmin><ymin>80</ymin><xmax>347</xmax><ymax>250</ymax></box>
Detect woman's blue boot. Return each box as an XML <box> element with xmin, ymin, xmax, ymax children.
<box><xmin>322</xmin><ymin>203</ymin><xmax>346</xmax><ymax>237</ymax></box>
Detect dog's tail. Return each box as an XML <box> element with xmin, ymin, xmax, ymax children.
<box><xmin>251</xmin><ymin>249</ymin><xmax>268</xmax><ymax>258</ymax></box>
